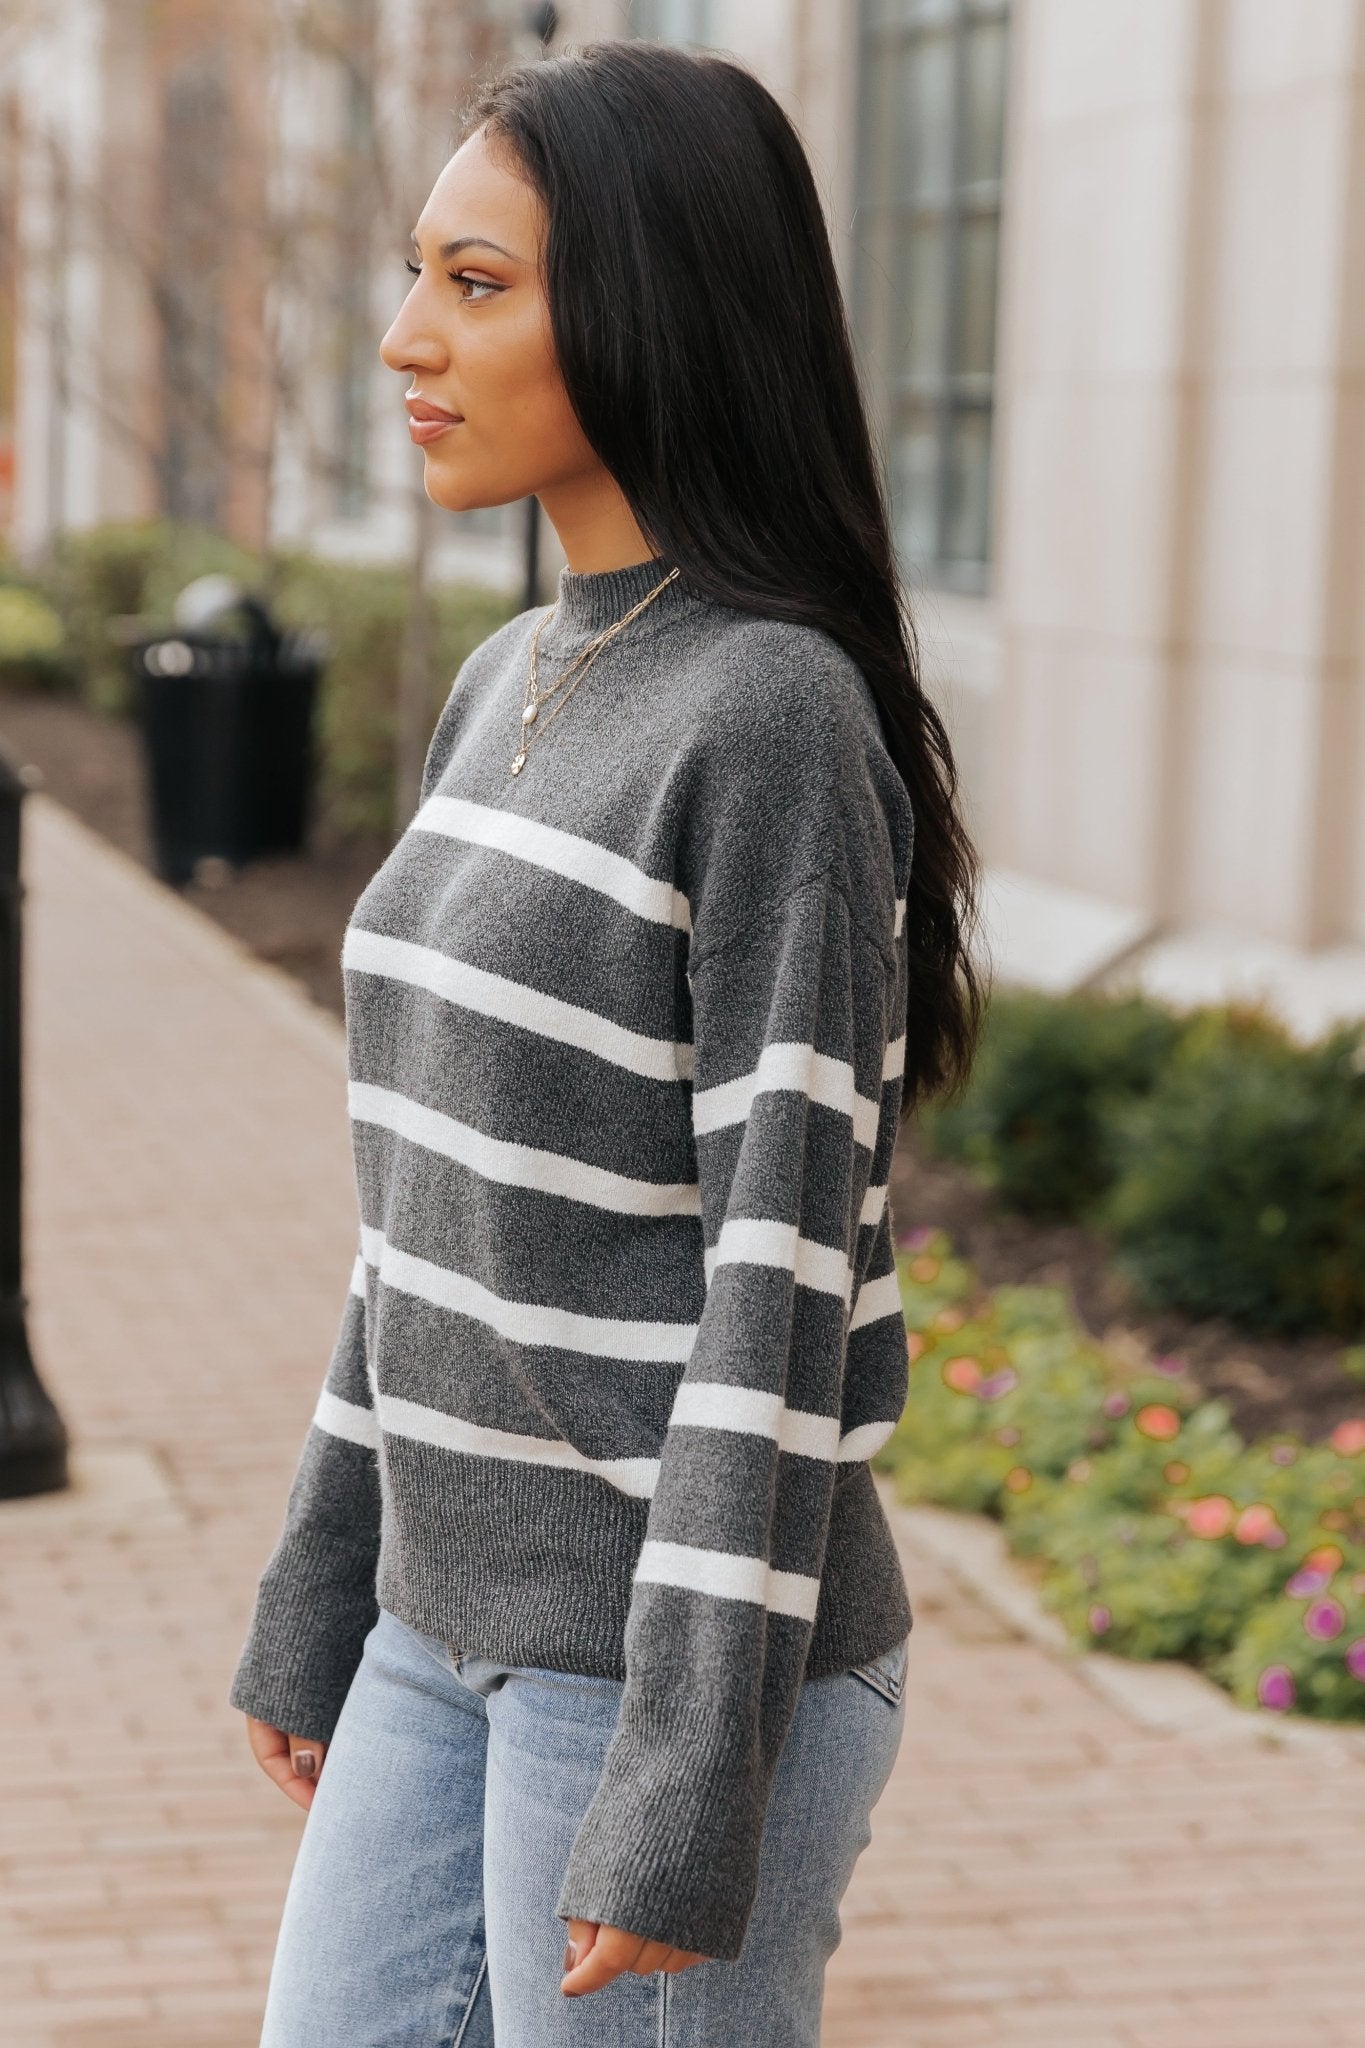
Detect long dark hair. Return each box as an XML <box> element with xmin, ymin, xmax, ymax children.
<box><xmin>466</xmin><ymin>40</ymin><xmax>988</xmax><ymax>1116</ymax></box>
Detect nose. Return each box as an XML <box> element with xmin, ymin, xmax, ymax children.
<box><xmin>378</xmin><ymin>291</ymin><xmax>445</xmax><ymax>377</ymax></box>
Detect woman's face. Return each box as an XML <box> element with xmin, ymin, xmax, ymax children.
<box><xmin>378</xmin><ymin>124</ymin><xmax>599</xmax><ymax>514</ymax></box>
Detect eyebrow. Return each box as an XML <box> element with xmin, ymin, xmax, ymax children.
<box><xmin>409</xmin><ymin>231</ymin><xmax>523</xmax><ymax>263</ymax></box>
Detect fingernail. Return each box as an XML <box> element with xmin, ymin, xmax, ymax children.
<box><xmin>563</xmin><ymin>1940</ymin><xmax>578</xmax><ymax>1971</ymax></box>
<box><xmin>294</xmin><ymin>1750</ymin><xmax>316</xmax><ymax>1778</ymax></box>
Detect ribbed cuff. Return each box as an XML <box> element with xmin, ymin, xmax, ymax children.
<box><xmin>226</xmin><ymin>1524</ymin><xmax>379</xmax><ymax>1743</ymax></box>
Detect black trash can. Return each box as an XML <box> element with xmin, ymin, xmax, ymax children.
<box><xmin>131</xmin><ymin>594</ymin><xmax>326</xmax><ymax>887</ymax></box>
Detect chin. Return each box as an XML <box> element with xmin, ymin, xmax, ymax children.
<box><xmin>423</xmin><ymin>465</ymin><xmax>527</xmax><ymax>517</ymax></box>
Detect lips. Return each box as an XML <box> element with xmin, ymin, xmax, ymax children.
<box><xmin>405</xmin><ymin>396</ymin><xmax>464</xmax><ymax>445</ymax></box>
<box><xmin>406</xmin><ymin>398</ymin><xmax>462</xmax><ymax>422</ymax></box>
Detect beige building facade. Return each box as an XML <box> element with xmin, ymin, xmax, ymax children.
<box><xmin>4</xmin><ymin>0</ymin><xmax>1365</xmax><ymax>1029</ymax></box>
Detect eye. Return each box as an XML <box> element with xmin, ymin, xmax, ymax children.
<box><xmin>404</xmin><ymin>258</ymin><xmax>500</xmax><ymax>302</ymax></box>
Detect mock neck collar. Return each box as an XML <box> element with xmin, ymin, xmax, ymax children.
<box><xmin>549</xmin><ymin>553</ymin><xmax>705</xmax><ymax>638</ymax></box>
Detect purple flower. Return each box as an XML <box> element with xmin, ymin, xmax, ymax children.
<box><xmin>1152</xmin><ymin>1354</ymin><xmax>1186</xmax><ymax>1377</ymax></box>
<box><xmin>1268</xmin><ymin>1444</ymin><xmax>1298</xmax><ymax>1467</ymax></box>
<box><xmin>1102</xmin><ymin>1392</ymin><xmax>1130</xmax><ymax>1419</ymax></box>
<box><xmin>976</xmin><ymin>1369</ymin><xmax>1019</xmax><ymax>1402</ymax></box>
<box><xmin>1087</xmin><ymin>1604</ymin><xmax>1112</xmax><ymax>1635</ymax></box>
<box><xmin>1304</xmin><ymin>1598</ymin><xmax>1346</xmax><ymax>1642</ymax></box>
<box><xmin>1285</xmin><ymin>1568</ymin><xmax>1330</xmax><ymax>1599</ymax></box>
<box><xmin>1345</xmin><ymin>1640</ymin><xmax>1365</xmax><ymax>1682</ymax></box>
<box><xmin>896</xmin><ymin>1226</ymin><xmax>935</xmax><ymax>1251</ymax></box>
<box><xmin>1257</xmin><ymin>1665</ymin><xmax>1296</xmax><ymax>1712</ymax></box>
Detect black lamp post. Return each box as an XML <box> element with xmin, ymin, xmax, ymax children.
<box><xmin>522</xmin><ymin>4</ymin><xmax>558</xmax><ymax>614</ymax></box>
<box><xmin>0</xmin><ymin>750</ymin><xmax>70</xmax><ymax>1499</ymax></box>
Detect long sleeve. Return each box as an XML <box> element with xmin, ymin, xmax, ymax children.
<box><xmin>226</xmin><ymin>1241</ymin><xmax>382</xmax><ymax>1742</ymax></box>
<box><xmin>555</xmin><ymin>866</ymin><xmax>904</xmax><ymax>1960</ymax></box>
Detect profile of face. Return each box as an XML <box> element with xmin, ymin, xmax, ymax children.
<box><xmin>378</xmin><ymin>123</ymin><xmax>601</xmax><ymax>518</ymax></box>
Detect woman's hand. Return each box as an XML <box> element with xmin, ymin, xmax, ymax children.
<box><xmin>560</xmin><ymin>1918</ymin><xmax>708</xmax><ymax>1996</ymax></box>
<box><xmin>243</xmin><ymin>1714</ymin><xmax>329</xmax><ymax>1813</ymax></box>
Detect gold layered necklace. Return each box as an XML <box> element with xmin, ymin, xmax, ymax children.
<box><xmin>510</xmin><ymin>564</ymin><xmax>681</xmax><ymax>776</ymax></box>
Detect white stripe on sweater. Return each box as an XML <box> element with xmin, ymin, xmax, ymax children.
<box><xmin>669</xmin><ymin>1382</ymin><xmax>843</xmax><ymax>1462</ymax></box>
<box><xmin>350</xmin><ymin>1080</ymin><xmax>702</xmax><ymax>1218</ymax></box>
<box><xmin>344</xmin><ymin>927</ymin><xmax>693</xmax><ymax>1085</ymax></box>
<box><xmin>691</xmin><ymin>1041</ymin><xmax>883</xmax><ymax>1149</ymax></box>
<box><xmin>380</xmin><ymin>1394</ymin><xmax>661</xmax><ymax>1497</ymax></box>
<box><xmin>314</xmin><ymin>1373</ymin><xmax>890</xmax><ymax>1482</ymax></box>
<box><xmin>314</xmin><ymin>1387</ymin><xmax>380</xmax><ymax>1450</ymax></box>
<box><xmin>702</xmin><ymin>1217</ymin><xmax>854</xmax><ymax>1304</ymax></box>
<box><xmin>359</xmin><ymin>1224</ymin><xmax>697</xmax><ymax>1362</ymax></box>
<box><xmin>848</xmin><ymin>1267</ymin><xmax>902</xmax><ymax>1333</ymax></box>
<box><xmin>414</xmin><ymin>796</ymin><xmax>692</xmax><ymax>933</ymax></box>
<box><xmin>634</xmin><ymin>1539</ymin><xmax>821</xmax><ymax>1621</ymax></box>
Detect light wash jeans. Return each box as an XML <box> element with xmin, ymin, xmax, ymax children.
<box><xmin>258</xmin><ymin>1604</ymin><xmax>908</xmax><ymax>2047</ymax></box>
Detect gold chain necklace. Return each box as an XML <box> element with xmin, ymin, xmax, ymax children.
<box><xmin>510</xmin><ymin>565</ymin><xmax>681</xmax><ymax>776</ymax></box>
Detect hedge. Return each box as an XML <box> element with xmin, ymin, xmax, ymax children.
<box><xmin>919</xmin><ymin>990</ymin><xmax>1365</xmax><ymax>1342</ymax></box>
<box><xmin>872</xmin><ymin>1227</ymin><xmax>1365</xmax><ymax>1723</ymax></box>
<box><xmin>13</xmin><ymin>518</ymin><xmax>516</xmax><ymax>837</ymax></box>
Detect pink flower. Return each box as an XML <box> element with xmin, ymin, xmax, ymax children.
<box><xmin>1304</xmin><ymin>1598</ymin><xmax>1346</xmax><ymax>1642</ymax></box>
<box><xmin>896</xmin><ymin>1226</ymin><xmax>935</xmax><ymax>1252</ymax></box>
<box><xmin>1345</xmin><ymin>1640</ymin><xmax>1365</xmax><ymax>1682</ymax></box>
<box><xmin>1185</xmin><ymin>1495</ymin><xmax>1235</xmax><ymax>1539</ymax></box>
<box><xmin>1330</xmin><ymin>1419</ymin><xmax>1365</xmax><ymax>1457</ymax></box>
<box><xmin>1152</xmin><ymin>1354</ymin><xmax>1186</xmax><ymax>1377</ymax></box>
<box><xmin>942</xmin><ymin>1356</ymin><xmax>982</xmax><ymax>1394</ymax></box>
<box><xmin>1087</xmin><ymin>1604</ymin><xmax>1112</xmax><ymax>1635</ymax></box>
<box><xmin>1135</xmin><ymin>1403</ymin><xmax>1182</xmax><ymax>1442</ymax></box>
<box><xmin>976</xmin><ymin>1368</ymin><xmax>1018</xmax><ymax>1402</ymax></box>
<box><xmin>1234</xmin><ymin>1504</ymin><xmax>1283</xmax><ymax>1546</ymax></box>
<box><xmin>1102</xmin><ymin>1392</ymin><xmax>1130</xmax><ymax>1419</ymax></box>
<box><xmin>1284</xmin><ymin>1568</ymin><xmax>1331</xmax><ymax>1599</ymax></box>
<box><xmin>1256</xmin><ymin>1665</ymin><xmax>1296</xmax><ymax>1712</ymax></box>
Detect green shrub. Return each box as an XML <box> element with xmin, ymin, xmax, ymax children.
<box><xmin>1098</xmin><ymin>1007</ymin><xmax>1365</xmax><ymax>1338</ymax></box>
<box><xmin>29</xmin><ymin>519</ymin><xmax>516</xmax><ymax>837</ymax></box>
<box><xmin>876</xmin><ymin>1228</ymin><xmax>1365</xmax><ymax>1723</ymax></box>
<box><xmin>269</xmin><ymin>551</ymin><xmax>512</xmax><ymax>836</ymax></box>
<box><xmin>919</xmin><ymin>988</ymin><xmax>1186</xmax><ymax>1219</ymax></box>
<box><xmin>31</xmin><ymin>519</ymin><xmax>258</xmax><ymax>715</ymax></box>
<box><xmin>0</xmin><ymin>585</ymin><xmax>69</xmax><ymax>692</ymax></box>
<box><xmin>1221</xmin><ymin>1578</ymin><xmax>1365</xmax><ymax>1720</ymax></box>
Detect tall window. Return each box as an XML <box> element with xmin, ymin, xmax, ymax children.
<box><xmin>853</xmin><ymin>0</ymin><xmax>1010</xmax><ymax>595</ymax></box>
<box><xmin>630</xmin><ymin>0</ymin><xmax>712</xmax><ymax>44</ymax></box>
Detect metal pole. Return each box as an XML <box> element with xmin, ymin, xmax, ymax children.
<box><xmin>0</xmin><ymin>750</ymin><xmax>69</xmax><ymax>1499</ymax></box>
<box><xmin>521</xmin><ymin>4</ymin><xmax>557</xmax><ymax>615</ymax></box>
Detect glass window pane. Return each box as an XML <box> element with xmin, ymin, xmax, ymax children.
<box><xmin>866</xmin><ymin>0</ymin><xmax>956</xmax><ymax>25</ymax></box>
<box><xmin>943</xmin><ymin>406</ymin><xmax>992</xmax><ymax>564</ymax></box>
<box><xmin>955</xmin><ymin>214</ymin><xmax>998</xmax><ymax>378</ymax></box>
<box><xmin>962</xmin><ymin>17</ymin><xmax>1009</xmax><ymax>188</ymax></box>
<box><xmin>894</xmin><ymin>222</ymin><xmax>950</xmax><ymax>384</ymax></box>
<box><xmin>890</xmin><ymin>409</ymin><xmax>940</xmax><ymax>565</ymax></box>
<box><xmin>631</xmin><ymin>0</ymin><xmax>711</xmax><ymax>42</ymax></box>
<box><xmin>895</xmin><ymin>33</ymin><xmax>956</xmax><ymax>205</ymax></box>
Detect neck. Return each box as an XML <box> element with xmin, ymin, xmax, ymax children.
<box><xmin>536</xmin><ymin>474</ymin><xmax>656</xmax><ymax>576</ymax></box>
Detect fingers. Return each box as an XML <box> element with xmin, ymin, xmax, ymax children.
<box><xmin>560</xmin><ymin>1919</ymin><xmax>709</xmax><ymax>1996</ymax></box>
<box><xmin>241</xmin><ymin>1715</ymin><xmax>328</xmax><ymax>1814</ymax></box>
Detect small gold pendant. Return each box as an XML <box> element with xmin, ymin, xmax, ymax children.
<box><xmin>511</xmin><ymin>751</ymin><xmax>527</xmax><ymax>775</ymax></box>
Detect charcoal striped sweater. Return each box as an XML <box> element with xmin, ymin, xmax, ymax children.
<box><xmin>228</xmin><ymin>552</ymin><xmax>915</xmax><ymax>1961</ymax></box>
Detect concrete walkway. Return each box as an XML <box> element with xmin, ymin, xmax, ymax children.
<box><xmin>1</xmin><ymin>794</ymin><xmax>1360</xmax><ymax>2048</ymax></box>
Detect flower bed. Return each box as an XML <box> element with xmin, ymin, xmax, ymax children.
<box><xmin>872</xmin><ymin>1228</ymin><xmax>1365</xmax><ymax>1722</ymax></box>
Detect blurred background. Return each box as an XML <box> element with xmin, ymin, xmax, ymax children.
<box><xmin>1</xmin><ymin>5</ymin><xmax>1363</xmax><ymax>2047</ymax></box>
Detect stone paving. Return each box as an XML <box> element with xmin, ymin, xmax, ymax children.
<box><xmin>1</xmin><ymin>792</ymin><xmax>1361</xmax><ymax>2048</ymax></box>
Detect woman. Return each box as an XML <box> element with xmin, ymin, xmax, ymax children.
<box><xmin>229</xmin><ymin>38</ymin><xmax>985</xmax><ymax>2048</ymax></box>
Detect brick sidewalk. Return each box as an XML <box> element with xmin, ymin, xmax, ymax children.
<box><xmin>2</xmin><ymin>796</ymin><xmax>1360</xmax><ymax>2048</ymax></box>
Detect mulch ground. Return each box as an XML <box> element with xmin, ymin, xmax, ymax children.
<box><xmin>2</xmin><ymin>681</ymin><xmax>1358</xmax><ymax>1451</ymax></box>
